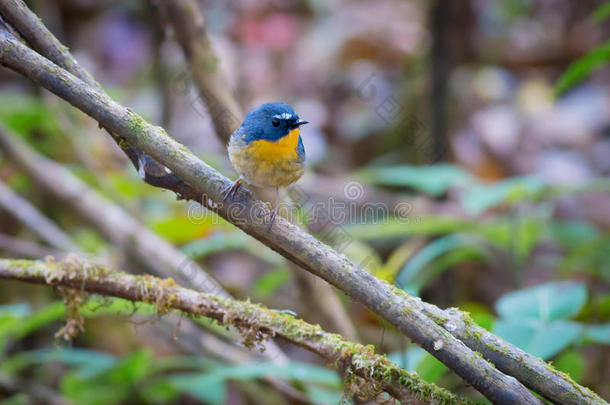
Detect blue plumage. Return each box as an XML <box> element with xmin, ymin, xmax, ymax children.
<box><xmin>224</xmin><ymin>102</ymin><xmax>308</xmax><ymax>224</ymax></box>
<box><xmin>239</xmin><ymin>102</ymin><xmax>307</xmax><ymax>143</ymax></box>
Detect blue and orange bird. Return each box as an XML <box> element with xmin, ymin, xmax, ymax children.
<box><xmin>223</xmin><ymin>102</ymin><xmax>308</xmax><ymax>223</ymax></box>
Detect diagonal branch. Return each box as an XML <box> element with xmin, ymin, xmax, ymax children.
<box><xmin>157</xmin><ymin>0</ymin><xmax>242</xmax><ymax>143</ymax></box>
<box><xmin>0</xmin><ymin>257</ymin><xmax>475</xmax><ymax>405</ymax></box>
<box><xmin>0</xmin><ymin>6</ymin><xmax>603</xmax><ymax>404</ymax></box>
<box><xmin>157</xmin><ymin>0</ymin><xmax>360</xmax><ymax>343</ymax></box>
<box><xmin>0</xmin><ymin>0</ymin><xmax>188</xmax><ymax>194</ymax></box>
<box><xmin>0</xmin><ymin>179</ymin><xmax>80</xmax><ymax>252</ymax></box>
<box><xmin>0</xmin><ymin>29</ymin><xmax>542</xmax><ymax>405</ymax></box>
<box><xmin>0</xmin><ymin>126</ymin><xmax>292</xmax><ymax>365</ymax></box>
<box><xmin>131</xmin><ymin>3</ymin><xmax>609</xmax><ymax>403</ymax></box>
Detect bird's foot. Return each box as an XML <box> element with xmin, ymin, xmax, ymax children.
<box><xmin>267</xmin><ymin>203</ymin><xmax>279</xmax><ymax>230</ymax></box>
<box><xmin>267</xmin><ymin>187</ymin><xmax>280</xmax><ymax>230</ymax></box>
<box><xmin>221</xmin><ymin>178</ymin><xmax>242</xmax><ymax>202</ymax></box>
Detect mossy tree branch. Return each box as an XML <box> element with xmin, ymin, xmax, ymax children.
<box><xmin>0</xmin><ymin>257</ymin><xmax>474</xmax><ymax>405</ymax></box>
<box><xmin>0</xmin><ymin>5</ymin><xmax>603</xmax><ymax>405</ymax></box>
<box><xmin>0</xmin><ymin>0</ymin><xmax>191</xmax><ymax>195</ymax></box>
<box><xmin>0</xmin><ymin>125</ymin><xmax>295</xmax><ymax>365</ymax></box>
<box><xmin>0</xmin><ymin>27</ymin><xmax>544</xmax><ymax>404</ymax></box>
<box><xmin>157</xmin><ymin>0</ymin><xmax>360</xmax><ymax>343</ymax></box>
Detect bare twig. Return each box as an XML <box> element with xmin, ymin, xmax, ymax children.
<box><xmin>0</xmin><ymin>257</ymin><xmax>476</xmax><ymax>405</ymax></box>
<box><xmin>157</xmin><ymin>0</ymin><xmax>242</xmax><ymax>143</ymax></box>
<box><xmin>0</xmin><ymin>29</ymin><xmax>544</xmax><ymax>404</ymax></box>
<box><xmin>0</xmin><ymin>179</ymin><xmax>80</xmax><ymax>252</ymax></box>
<box><xmin>0</xmin><ymin>138</ymin><xmax>301</xmax><ymax>402</ymax></box>
<box><xmin>0</xmin><ymin>127</ymin><xmax>223</xmax><ymax>295</ymax></box>
<box><xmin>0</xmin><ymin>0</ymin><xmax>189</xmax><ymax>196</ymax></box>
<box><xmin>0</xmin><ymin>233</ymin><xmax>63</xmax><ymax>259</ymax></box>
<box><xmin>0</xmin><ymin>126</ymin><xmax>290</xmax><ymax>364</ymax></box>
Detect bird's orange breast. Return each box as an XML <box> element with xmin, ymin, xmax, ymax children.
<box><xmin>245</xmin><ymin>128</ymin><xmax>300</xmax><ymax>162</ymax></box>
<box><xmin>228</xmin><ymin>127</ymin><xmax>304</xmax><ymax>187</ymax></box>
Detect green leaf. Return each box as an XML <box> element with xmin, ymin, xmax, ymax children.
<box><xmin>107</xmin><ymin>172</ymin><xmax>153</xmax><ymax>200</ymax></box>
<box><xmin>0</xmin><ymin>92</ymin><xmax>63</xmax><ymax>146</ymax></box>
<box><xmin>461</xmin><ymin>176</ymin><xmax>545</xmax><ymax>214</ymax></box>
<box><xmin>461</xmin><ymin>302</ymin><xmax>495</xmax><ymax>331</ymax></box>
<box><xmin>169</xmin><ymin>375</ymin><xmax>226</xmax><ymax>405</ymax></box>
<box><xmin>305</xmin><ymin>387</ymin><xmax>344</xmax><ymax>405</ymax></box>
<box><xmin>555</xmin><ymin>40</ymin><xmax>610</xmax><ymax>96</ymax></box>
<box><xmin>1</xmin><ymin>348</ymin><xmax>117</xmax><ymax>376</ymax></box>
<box><xmin>61</xmin><ymin>350</ymin><xmax>153</xmax><ymax>405</ymax></box>
<box><xmin>0</xmin><ymin>394</ymin><xmax>28</xmax><ymax>405</ymax></box>
<box><xmin>496</xmin><ymin>281</ymin><xmax>587</xmax><ymax>322</ymax></box>
<box><xmin>0</xmin><ymin>303</ymin><xmax>31</xmax><ymax>318</ymax></box>
<box><xmin>181</xmin><ymin>231</ymin><xmax>284</xmax><ymax>265</ymax></box>
<box><xmin>252</xmin><ymin>267</ymin><xmax>291</xmax><ymax>298</ymax></box>
<box><xmin>169</xmin><ymin>361</ymin><xmax>340</xmax><ymax>404</ymax></box>
<box><xmin>181</xmin><ymin>232</ymin><xmax>248</xmax><ymax>258</ymax></box>
<box><xmin>171</xmin><ymin>361</ymin><xmax>340</xmax><ymax>387</ymax></box>
<box><xmin>382</xmin><ymin>347</ymin><xmax>448</xmax><ymax>382</ymax></box>
<box><xmin>387</xmin><ymin>347</ymin><xmax>426</xmax><ymax>372</ymax></box>
<box><xmin>553</xmin><ymin>349</ymin><xmax>585</xmax><ymax>382</ymax></box>
<box><xmin>61</xmin><ymin>375</ymin><xmax>128</xmax><ymax>405</ymax></box>
<box><xmin>0</xmin><ymin>301</ymin><xmax>65</xmax><ymax>353</ymax></box>
<box><xmin>550</xmin><ymin>220</ymin><xmax>600</xmax><ymax>249</ymax></box>
<box><xmin>415</xmin><ymin>352</ymin><xmax>448</xmax><ymax>382</ymax></box>
<box><xmin>493</xmin><ymin>319</ymin><xmax>583</xmax><ymax>359</ymax></box>
<box><xmin>150</xmin><ymin>215</ymin><xmax>216</xmax><ymax>243</ymax></box>
<box><xmin>396</xmin><ymin>234</ymin><xmax>473</xmax><ymax>293</ymax></box>
<box><xmin>591</xmin><ymin>2</ymin><xmax>610</xmax><ymax>23</ymax></box>
<box><xmin>408</xmin><ymin>246</ymin><xmax>486</xmax><ymax>294</ymax></box>
<box><xmin>71</xmin><ymin>228</ymin><xmax>107</xmax><ymax>254</ymax></box>
<box><xmin>561</xmin><ymin>234</ymin><xmax>610</xmax><ymax>282</ymax></box>
<box><xmin>345</xmin><ymin>216</ymin><xmax>474</xmax><ymax>241</ymax></box>
<box><xmin>583</xmin><ymin>324</ymin><xmax>610</xmax><ymax>344</ymax></box>
<box><xmin>139</xmin><ymin>379</ymin><xmax>182</xmax><ymax>404</ymax></box>
<box><xmin>358</xmin><ymin>164</ymin><xmax>475</xmax><ymax>196</ymax></box>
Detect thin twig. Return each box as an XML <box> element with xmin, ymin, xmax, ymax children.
<box><xmin>157</xmin><ymin>0</ymin><xmax>242</xmax><ymax>143</ymax></box>
<box><xmin>0</xmin><ymin>232</ymin><xmax>64</xmax><ymax>258</ymax></box>
<box><xmin>0</xmin><ymin>179</ymin><xmax>80</xmax><ymax>252</ymax></box>
<box><xmin>0</xmin><ymin>257</ymin><xmax>475</xmax><ymax>405</ymax></box>
<box><xmin>0</xmin><ymin>126</ymin><xmax>289</xmax><ymax>364</ymax></box>
<box><xmin>0</xmin><ymin>0</ymin><xmax>189</xmax><ymax>195</ymax></box>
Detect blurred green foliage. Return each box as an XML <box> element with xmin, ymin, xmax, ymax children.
<box><xmin>0</xmin><ymin>298</ymin><xmax>342</xmax><ymax>405</ymax></box>
<box><xmin>555</xmin><ymin>1</ymin><xmax>610</xmax><ymax>95</ymax></box>
<box><xmin>0</xmin><ymin>0</ymin><xmax>609</xmax><ymax>402</ymax></box>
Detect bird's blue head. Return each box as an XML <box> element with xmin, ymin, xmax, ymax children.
<box><xmin>240</xmin><ymin>102</ymin><xmax>308</xmax><ymax>143</ymax></box>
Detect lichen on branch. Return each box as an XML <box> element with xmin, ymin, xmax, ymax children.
<box><xmin>0</xmin><ymin>257</ymin><xmax>473</xmax><ymax>405</ymax></box>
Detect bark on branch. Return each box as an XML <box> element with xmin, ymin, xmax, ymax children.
<box><xmin>157</xmin><ymin>0</ymin><xmax>360</xmax><ymax>343</ymax></box>
<box><xmin>0</xmin><ymin>125</ymin><xmax>292</xmax><ymax>364</ymax></box>
<box><xmin>0</xmin><ymin>0</ymin><xmax>191</xmax><ymax>196</ymax></box>
<box><xmin>0</xmin><ymin>28</ymin><xmax>542</xmax><ymax>404</ymax></box>
<box><xmin>0</xmin><ymin>3</ymin><xmax>603</xmax><ymax>404</ymax></box>
<box><xmin>0</xmin><ymin>257</ymin><xmax>474</xmax><ymax>405</ymax></box>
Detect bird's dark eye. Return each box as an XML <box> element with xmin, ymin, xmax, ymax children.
<box><xmin>271</xmin><ymin>118</ymin><xmax>280</xmax><ymax>127</ymax></box>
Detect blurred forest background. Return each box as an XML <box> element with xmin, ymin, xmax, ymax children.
<box><xmin>0</xmin><ymin>0</ymin><xmax>609</xmax><ymax>404</ymax></box>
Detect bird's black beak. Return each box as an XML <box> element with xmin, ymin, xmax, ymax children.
<box><xmin>290</xmin><ymin>119</ymin><xmax>309</xmax><ymax>129</ymax></box>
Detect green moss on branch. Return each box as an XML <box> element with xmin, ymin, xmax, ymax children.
<box><xmin>0</xmin><ymin>257</ymin><xmax>474</xmax><ymax>405</ymax></box>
